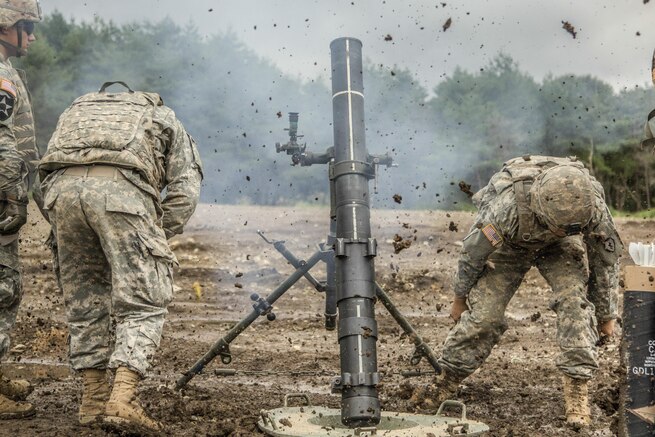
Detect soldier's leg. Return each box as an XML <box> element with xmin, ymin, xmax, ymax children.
<box><xmin>439</xmin><ymin>246</ymin><xmax>533</xmax><ymax>379</ymax></box>
<box><xmin>536</xmin><ymin>236</ymin><xmax>598</xmax><ymax>379</ymax></box>
<box><xmin>46</xmin><ymin>177</ymin><xmax>112</xmax><ymax>371</ymax></box>
<box><xmin>0</xmin><ymin>242</ymin><xmax>21</xmax><ymax>360</ymax></box>
<box><xmin>85</xmin><ymin>178</ymin><xmax>171</xmax><ymax>431</ymax></box>
<box><xmin>90</xmin><ymin>181</ymin><xmax>174</xmax><ymax>376</ymax></box>
<box><xmin>536</xmin><ymin>236</ymin><xmax>597</xmax><ymax>428</ymax></box>
<box><xmin>0</xmin><ymin>227</ymin><xmax>35</xmax><ymax>417</ymax></box>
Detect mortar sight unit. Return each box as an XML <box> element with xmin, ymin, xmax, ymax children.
<box><xmin>275</xmin><ymin>112</ymin><xmax>309</xmax><ymax>165</ymax></box>
<box><xmin>276</xmin><ymin>111</ymin><xmax>394</xmax><ymax>173</ymax></box>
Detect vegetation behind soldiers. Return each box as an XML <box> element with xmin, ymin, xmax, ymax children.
<box><xmin>14</xmin><ymin>13</ymin><xmax>655</xmax><ymax>212</ymax></box>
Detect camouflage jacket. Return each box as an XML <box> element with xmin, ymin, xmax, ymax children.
<box><xmin>454</xmin><ymin>156</ymin><xmax>622</xmax><ymax>322</ymax></box>
<box><xmin>40</xmin><ymin>91</ymin><xmax>203</xmax><ymax>238</ymax></box>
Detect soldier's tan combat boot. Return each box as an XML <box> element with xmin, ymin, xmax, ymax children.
<box><xmin>562</xmin><ymin>375</ymin><xmax>591</xmax><ymax>429</ymax></box>
<box><xmin>0</xmin><ymin>392</ymin><xmax>34</xmax><ymax>419</ymax></box>
<box><xmin>410</xmin><ymin>370</ymin><xmax>462</xmax><ymax>410</ymax></box>
<box><xmin>79</xmin><ymin>369</ymin><xmax>110</xmax><ymax>425</ymax></box>
<box><xmin>104</xmin><ymin>367</ymin><xmax>162</xmax><ymax>432</ymax></box>
<box><xmin>0</xmin><ymin>372</ymin><xmax>33</xmax><ymax>401</ymax></box>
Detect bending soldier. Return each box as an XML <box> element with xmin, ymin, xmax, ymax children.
<box><xmin>39</xmin><ymin>82</ymin><xmax>203</xmax><ymax>431</ymax></box>
<box><xmin>425</xmin><ymin>155</ymin><xmax>621</xmax><ymax>429</ymax></box>
<box><xmin>0</xmin><ymin>0</ymin><xmax>41</xmax><ymax>419</ymax></box>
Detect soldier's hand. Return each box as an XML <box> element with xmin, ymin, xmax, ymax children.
<box><xmin>450</xmin><ymin>297</ymin><xmax>469</xmax><ymax>322</ymax></box>
<box><xmin>599</xmin><ymin>319</ymin><xmax>615</xmax><ymax>337</ymax></box>
<box><xmin>0</xmin><ymin>201</ymin><xmax>27</xmax><ymax>235</ymax></box>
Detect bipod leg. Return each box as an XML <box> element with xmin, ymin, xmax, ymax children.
<box><xmin>175</xmin><ymin>249</ymin><xmax>327</xmax><ymax>390</ymax></box>
<box><xmin>375</xmin><ymin>283</ymin><xmax>442</xmax><ymax>374</ymax></box>
<box><xmin>259</xmin><ymin>230</ymin><xmax>337</xmax><ymax>330</ymax></box>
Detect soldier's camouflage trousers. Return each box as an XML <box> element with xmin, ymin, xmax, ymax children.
<box><xmin>0</xmin><ymin>241</ymin><xmax>21</xmax><ymax>360</ymax></box>
<box><xmin>43</xmin><ymin>168</ymin><xmax>176</xmax><ymax>376</ymax></box>
<box><xmin>440</xmin><ymin>236</ymin><xmax>599</xmax><ymax>380</ymax></box>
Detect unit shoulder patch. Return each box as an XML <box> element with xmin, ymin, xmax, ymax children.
<box><xmin>481</xmin><ymin>223</ymin><xmax>503</xmax><ymax>247</ymax></box>
<box><xmin>604</xmin><ymin>237</ymin><xmax>615</xmax><ymax>252</ymax></box>
<box><xmin>0</xmin><ymin>89</ymin><xmax>15</xmax><ymax>122</ymax></box>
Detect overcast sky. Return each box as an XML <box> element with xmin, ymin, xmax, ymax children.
<box><xmin>43</xmin><ymin>0</ymin><xmax>654</xmax><ymax>93</ymax></box>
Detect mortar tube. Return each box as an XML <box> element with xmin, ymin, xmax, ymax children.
<box><xmin>325</xmin><ymin>181</ymin><xmax>338</xmax><ymax>331</ymax></box>
<box><xmin>330</xmin><ymin>37</ymin><xmax>380</xmax><ymax>427</ymax></box>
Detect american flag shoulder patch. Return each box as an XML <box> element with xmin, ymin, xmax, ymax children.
<box><xmin>0</xmin><ymin>79</ymin><xmax>16</xmax><ymax>97</ymax></box>
<box><xmin>481</xmin><ymin>224</ymin><xmax>503</xmax><ymax>247</ymax></box>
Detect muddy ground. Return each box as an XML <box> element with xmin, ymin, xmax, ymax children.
<box><xmin>0</xmin><ymin>203</ymin><xmax>651</xmax><ymax>436</ymax></box>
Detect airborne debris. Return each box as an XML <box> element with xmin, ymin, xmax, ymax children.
<box><xmin>393</xmin><ymin>234</ymin><xmax>412</xmax><ymax>254</ymax></box>
<box><xmin>442</xmin><ymin>18</ymin><xmax>452</xmax><ymax>31</ymax></box>
<box><xmin>448</xmin><ymin>221</ymin><xmax>458</xmax><ymax>232</ymax></box>
<box><xmin>392</xmin><ymin>194</ymin><xmax>403</xmax><ymax>204</ymax></box>
<box><xmin>384</xmin><ymin>34</ymin><xmax>393</xmax><ymax>41</ymax></box>
<box><xmin>234</xmin><ymin>283</ymin><xmax>243</xmax><ymax>289</ymax></box>
<box><xmin>561</xmin><ymin>21</ymin><xmax>577</xmax><ymax>39</ymax></box>
<box><xmin>276</xmin><ymin>111</ymin><xmax>282</xmax><ymax>118</ymax></box>
<box><xmin>458</xmin><ymin>180</ymin><xmax>474</xmax><ymax>197</ymax></box>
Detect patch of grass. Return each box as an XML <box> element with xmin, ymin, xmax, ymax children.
<box><xmin>612</xmin><ymin>208</ymin><xmax>655</xmax><ymax>219</ymax></box>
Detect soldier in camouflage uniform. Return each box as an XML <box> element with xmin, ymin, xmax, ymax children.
<box><xmin>0</xmin><ymin>0</ymin><xmax>41</xmax><ymax>420</ymax></box>
<box><xmin>642</xmin><ymin>47</ymin><xmax>655</xmax><ymax>150</ymax></box>
<box><xmin>39</xmin><ymin>82</ymin><xmax>203</xmax><ymax>430</ymax></box>
<box><xmin>419</xmin><ymin>155</ymin><xmax>621</xmax><ymax>428</ymax></box>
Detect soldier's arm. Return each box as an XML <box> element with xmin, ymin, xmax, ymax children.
<box><xmin>0</xmin><ymin>85</ymin><xmax>24</xmax><ymax>192</ymax></box>
<box><xmin>583</xmin><ymin>196</ymin><xmax>622</xmax><ymax>323</ymax></box>
<box><xmin>453</xmin><ymin>210</ymin><xmax>504</xmax><ymax>299</ymax></box>
<box><xmin>161</xmin><ymin>116</ymin><xmax>203</xmax><ymax>239</ymax></box>
<box><xmin>0</xmin><ymin>87</ymin><xmax>28</xmax><ymax>235</ymax></box>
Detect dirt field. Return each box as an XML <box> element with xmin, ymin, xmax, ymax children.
<box><xmin>0</xmin><ymin>203</ymin><xmax>649</xmax><ymax>436</ymax></box>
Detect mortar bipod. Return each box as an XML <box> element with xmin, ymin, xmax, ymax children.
<box><xmin>174</xmin><ymin>248</ymin><xmax>330</xmax><ymax>390</ymax></box>
<box><xmin>261</xmin><ymin>230</ymin><xmax>441</xmax><ymax>375</ymax></box>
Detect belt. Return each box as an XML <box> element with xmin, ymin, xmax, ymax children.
<box><xmin>62</xmin><ymin>165</ymin><xmax>122</xmax><ymax>178</ymax></box>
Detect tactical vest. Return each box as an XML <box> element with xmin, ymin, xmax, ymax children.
<box><xmin>40</xmin><ymin>82</ymin><xmax>166</xmax><ymax>191</ymax></box>
<box><xmin>502</xmin><ymin>155</ymin><xmax>587</xmax><ymax>241</ymax></box>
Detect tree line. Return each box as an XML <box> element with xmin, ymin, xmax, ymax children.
<box><xmin>18</xmin><ymin>13</ymin><xmax>655</xmax><ymax>211</ymax></box>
